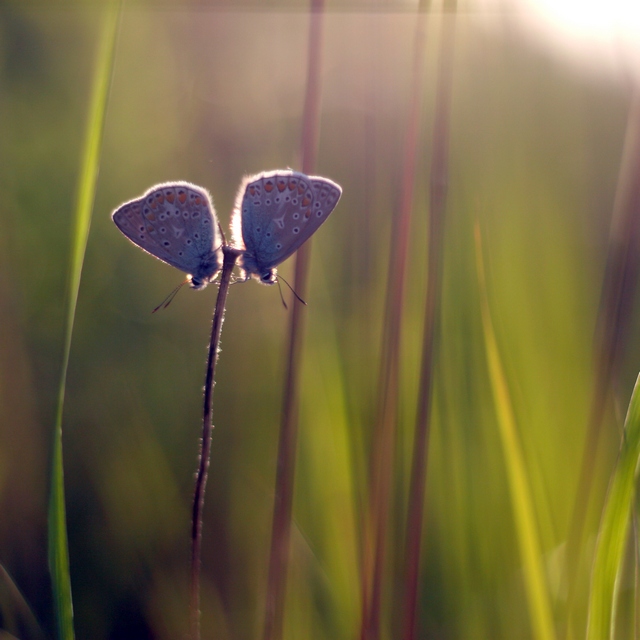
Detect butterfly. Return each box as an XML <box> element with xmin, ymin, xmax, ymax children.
<box><xmin>112</xmin><ymin>170</ymin><xmax>342</xmax><ymax>289</ymax></box>
<box><xmin>112</xmin><ymin>181</ymin><xmax>222</xmax><ymax>290</ymax></box>
<box><xmin>231</xmin><ymin>170</ymin><xmax>342</xmax><ymax>284</ymax></box>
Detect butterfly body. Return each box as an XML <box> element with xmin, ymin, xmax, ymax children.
<box><xmin>112</xmin><ymin>182</ymin><xmax>222</xmax><ymax>290</ymax></box>
<box><xmin>231</xmin><ymin>170</ymin><xmax>342</xmax><ymax>284</ymax></box>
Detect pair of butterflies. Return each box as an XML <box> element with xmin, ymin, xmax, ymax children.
<box><xmin>112</xmin><ymin>170</ymin><xmax>342</xmax><ymax>290</ymax></box>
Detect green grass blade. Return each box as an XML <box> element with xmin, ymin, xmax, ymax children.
<box><xmin>475</xmin><ymin>225</ymin><xmax>557</xmax><ymax>640</ymax></box>
<box><xmin>586</xmin><ymin>373</ymin><xmax>640</xmax><ymax>639</ymax></box>
<box><xmin>48</xmin><ymin>4</ymin><xmax>120</xmax><ymax>639</ymax></box>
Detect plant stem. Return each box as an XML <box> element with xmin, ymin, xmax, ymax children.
<box><xmin>402</xmin><ymin>3</ymin><xmax>456</xmax><ymax>638</ymax></box>
<box><xmin>262</xmin><ymin>2</ymin><xmax>325</xmax><ymax>640</ymax></box>
<box><xmin>190</xmin><ymin>245</ymin><xmax>241</xmax><ymax>640</ymax></box>
<box><xmin>359</xmin><ymin>3</ymin><xmax>429</xmax><ymax>638</ymax></box>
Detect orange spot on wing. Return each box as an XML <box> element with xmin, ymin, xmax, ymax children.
<box><xmin>166</xmin><ymin>192</ymin><xmax>175</xmax><ymax>203</ymax></box>
<box><xmin>178</xmin><ymin>191</ymin><xmax>187</xmax><ymax>204</ymax></box>
<box><xmin>304</xmin><ymin>209</ymin><xmax>312</xmax><ymax>218</ymax></box>
<box><xmin>264</xmin><ymin>181</ymin><xmax>274</xmax><ymax>192</ymax></box>
<box><xmin>195</xmin><ymin>196</ymin><xmax>202</xmax><ymax>205</ymax></box>
<box><xmin>302</xmin><ymin>197</ymin><xmax>311</xmax><ymax>207</ymax></box>
<box><xmin>277</xmin><ymin>179</ymin><xmax>286</xmax><ymax>192</ymax></box>
<box><xmin>146</xmin><ymin>213</ymin><xmax>156</xmax><ymax>221</ymax></box>
<box><xmin>249</xmin><ymin>186</ymin><xmax>256</xmax><ymax>196</ymax></box>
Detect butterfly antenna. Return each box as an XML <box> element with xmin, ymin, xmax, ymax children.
<box><xmin>152</xmin><ymin>279</ymin><xmax>189</xmax><ymax>313</ymax></box>
<box><xmin>276</xmin><ymin>279</ymin><xmax>289</xmax><ymax>310</ymax></box>
<box><xmin>277</xmin><ymin>274</ymin><xmax>307</xmax><ymax>306</ymax></box>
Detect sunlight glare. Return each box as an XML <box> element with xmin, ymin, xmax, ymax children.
<box><xmin>514</xmin><ymin>0</ymin><xmax>640</xmax><ymax>77</ymax></box>
<box><xmin>529</xmin><ymin>0</ymin><xmax>640</xmax><ymax>38</ymax></box>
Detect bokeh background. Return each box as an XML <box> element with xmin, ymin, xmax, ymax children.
<box><xmin>2</xmin><ymin>1</ymin><xmax>640</xmax><ymax>638</ymax></box>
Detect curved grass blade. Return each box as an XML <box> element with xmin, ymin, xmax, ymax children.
<box><xmin>586</xmin><ymin>373</ymin><xmax>640</xmax><ymax>640</ymax></box>
<box><xmin>475</xmin><ymin>224</ymin><xmax>557</xmax><ymax>640</ymax></box>
<box><xmin>0</xmin><ymin>564</ymin><xmax>47</xmax><ymax>640</ymax></box>
<box><xmin>48</xmin><ymin>3</ymin><xmax>120</xmax><ymax>639</ymax></box>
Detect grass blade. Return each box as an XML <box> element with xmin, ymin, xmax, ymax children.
<box><xmin>0</xmin><ymin>564</ymin><xmax>47</xmax><ymax>640</ymax></box>
<box><xmin>402</xmin><ymin>2</ymin><xmax>456</xmax><ymax>637</ymax></box>
<box><xmin>564</xmin><ymin>88</ymin><xmax>640</xmax><ymax>637</ymax></box>
<box><xmin>586</xmin><ymin>373</ymin><xmax>640</xmax><ymax>639</ymax></box>
<box><xmin>262</xmin><ymin>2</ymin><xmax>326</xmax><ymax>639</ymax></box>
<box><xmin>359</xmin><ymin>4</ymin><xmax>430</xmax><ymax>638</ymax></box>
<box><xmin>475</xmin><ymin>224</ymin><xmax>557</xmax><ymax>640</ymax></box>
<box><xmin>48</xmin><ymin>4</ymin><xmax>120</xmax><ymax>639</ymax></box>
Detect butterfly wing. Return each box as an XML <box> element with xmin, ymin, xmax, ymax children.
<box><xmin>232</xmin><ymin>170</ymin><xmax>342</xmax><ymax>279</ymax></box>
<box><xmin>112</xmin><ymin>182</ymin><xmax>221</xmax><ymax>278</ymax></box>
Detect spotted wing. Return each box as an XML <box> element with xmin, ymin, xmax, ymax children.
<box><xmin>112</xmin><ymin>182</ymin><xmax>221</xmax><ymax>275</ymax></box>
<box><xmin>231</xmin><ymin>170</ymin><xmax>342</xmax><ymax>276</ymax></box>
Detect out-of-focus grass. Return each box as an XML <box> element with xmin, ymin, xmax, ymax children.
<box><xmin>262</xmin><ymin>4</ymin><xmax>326</xmax><ymax>639</ymax></box>
<box><xmin>49</xmin><ymin>3</ymin><xmax>119</xmax><ymax>639</ymax></box>
<box><xmin>0</xmin><ymin>565</ymin><xmax>46</xmax><ymax>640</ymax></box>
<box><xmin>587</xmin><ymin>373</ymin><xmax>640</xmax><ymax>640</ymax></box>
<box><xmin>0</xmin><ymin>2</ymin><xmax>638</xmax><ymax>640</ymax></box>
<box><xmin>476</xmin><ymin>224</ymin><xmax>556</xmax><ymax>640</ymax></box>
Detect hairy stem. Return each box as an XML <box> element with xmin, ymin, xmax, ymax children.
<box><xmin>190</xmin><ymin>245</ymin><xmax>241</xmax><ymax>640</ymax></box>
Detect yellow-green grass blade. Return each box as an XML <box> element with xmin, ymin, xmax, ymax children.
<box><xmin>48</xmin><ymin>4</ymin><xmax>120</xmax><ymax>639</ymax></box>
<box><xmin>586</xmin><ymin>373</ymin><xmax>640</xmax><ymax>639</ymax></box>
<box><xmin>475</xmin><ymin>224</ymin><xmax>557</xmax><ymax>640</ymax></box>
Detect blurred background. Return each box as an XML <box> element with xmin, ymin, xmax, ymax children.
<box><xmin>1</xmin><ymin>0</ymin><xmax>640</xmax><ymax>638</ymax></box>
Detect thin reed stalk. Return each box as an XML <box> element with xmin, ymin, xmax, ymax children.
<box><xmin>359</xmin><ymin>3</ymin><xmax>429</xmax><ymax>639</ymax></box>
<box><xmin>262</xmin><ymin>2</ymin><xmax>325</xmax><ymax>639</ymax></box>
<box><xmin>401</xmin><ymin>3</ymin><xmax>456</xmax><ymax>638</ymax></box>
<box><xmin>189</xmin><ymin>245</ymin><xmax>242</xmax><ymax>640</ymax></box>
<box><xmin>565</xmin><ymin>88</ymin><xmax>640</xmax><ymax>635</ymax></box>
<box><xmin>48</xmin><ymin>4</ymin><xmax>120</xmax><ymax>639</ymax></box>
